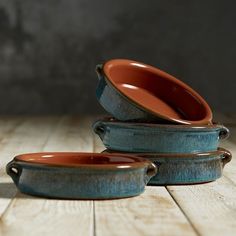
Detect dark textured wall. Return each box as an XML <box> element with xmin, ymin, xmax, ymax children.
<box><xmin>0</xmin><ymin>0</ymin><xmax>235</xmax><ymax>115</ymax></box>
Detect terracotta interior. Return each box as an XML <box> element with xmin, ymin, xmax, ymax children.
<box><xmin>15</xmin><ymin>152</ymin><xmax>148</xmax><ymax>168</ymax></box>
<box><xmin>103</xmin><ymin>59</ymin><xmax>212</xmax><ymax>124</ymax></box>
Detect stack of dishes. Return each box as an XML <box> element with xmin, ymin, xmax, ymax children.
<box><xmin>6</xmin><ymin>58</ymin><xmax>232</xmax><ymax>200</ymax></box>
<box><xmin>93</xmin><ymin>59</ymin><xmax>231</xmax><ymax>185</ymax></box>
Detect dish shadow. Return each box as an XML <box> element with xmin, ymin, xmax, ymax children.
<box><xmin>0</xmin><ymin>182</ymin><xmax>33</xmax><ymax>199</ymax></box>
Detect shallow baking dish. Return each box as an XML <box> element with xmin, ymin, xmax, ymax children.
<box><xmin>93</xmin><ymin>118</ymin><xmax>229</xmax><ymax>153</ymax></box>
<box><xmin>96</xmin><ymin>59</ymin><xmax>212</xmax><ymax>124</ymax></box>
<box><xmin>6</xmin><ymin>152</ymin><xmax>157</xmax><ymax>199</ymax></box>
<box><xmin>103</xmin><ymin>148</ymin><xmax>231</xmax><ymax>185</ymax></box>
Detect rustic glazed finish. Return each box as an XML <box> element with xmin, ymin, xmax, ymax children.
<box><xmin>93</xmin><ymin>118</ymin><xmax>229</xmax><ymax>153</ymax></box>
<box><xmin>6</xmin><ymin>152</ymin><xmax>157</xmax><ymax>199</ymax></box>
<box><xmin>96</xmin><ymin>59</ymin><xmax>212</xmax><ymax>124</ymax></box>
<box><xmin>103</xmin><ymin>148</ymin><xmax>231</xmax><ymax>185</ymax></box>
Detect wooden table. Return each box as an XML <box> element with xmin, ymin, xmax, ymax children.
<box><xmin>0</xmin><ymin>115</ymin><xmax>235</xmax><ymax>236</ymax></box>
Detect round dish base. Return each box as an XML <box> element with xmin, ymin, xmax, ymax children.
<box><xmin>17</xmin><ymin>186</ymin><xmax>144</xmax><ymax>200</ymax></box>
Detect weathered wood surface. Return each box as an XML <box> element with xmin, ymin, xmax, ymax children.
<box><xmin>0</xmin><ymin>116</ymin><xmax>235</xmax><ymax>236</ymax></box>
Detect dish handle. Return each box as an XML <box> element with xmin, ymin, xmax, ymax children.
<box><xmin>93</xmin><ymin>120</ymin><xmax>106</xmax><ymax>140</ymax></box>
<box><xmin>221</xmin><ymin>149</ymin><xmax>232</xmax><ymax>167</ymax></box>
<box><xmin>6</xmin><ymin>160</ymin><xmax>22</xmax><ymax>184</ymax></box>
<box><xmin>219</xmin><ymin>126</ymin><xmax>230</xmax><ymax>140</ymax></box>
<box><xmin>95</xmin><ymin>64</ymin><xmax>103</xmax><ymax>81</ymax></box>
<box><xmin>144</xmin><ymin>163</ymin><xmax>157</xmax><ymax>185</ymax></box>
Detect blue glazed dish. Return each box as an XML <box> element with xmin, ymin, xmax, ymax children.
<box><xmin>93</xmin><ymin>118</ymin><xmax>229</xmax><ymax>153</ymax></box>
<box><xmin>96</xmin><ymin>64</ymin><xmax>160</xmax><ymax>122</ymax></box>
<box><xmin>6</xmin><ymin>152</ymin><xmax>157</xmax><ymax>199</ymax></box>
<box><xmin>103</xmin><ymin>148</ymin><xmax>232</xmax><ymax>185</ymax></box>
<box><xmin>96</xmin><ymin>59</ymin><xmax>212</xmax><ymax>125</ymax></box>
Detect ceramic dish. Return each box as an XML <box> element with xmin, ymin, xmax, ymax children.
<box><xmin>103</xmin><ymin>148</ymin><xmax>231</xmax><ymax>185</ymax></box>
<box><xmin>93</xmin><ymin>118</ymin><xmax>229</xmax><ymax>153</ymax></box>
<box><xmin>6</xmin><ymin>152</ymin><xmax>157</xmax><ymax>199</ymax></box>
<box><xmin>96</xmin><ymin>59</ymin><xmax>212</xmax><ymax>124</ymax></box>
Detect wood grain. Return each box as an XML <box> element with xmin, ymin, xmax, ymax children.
<box><xmin>1</xmin><ymin>195</ymin><xmax>93</xmax><ymax>236</ymax></box>
<box><xmin>167</xmin><ymin>177</ymin><xmax>236</xmax><ymax>236</ymax></box>
<box><xmin>0</xmin><ymin>117</ymin><xmax>94</xmax><ymax>236</ymax></box>
<box><xmin>94</xmin><ymin>187</ymin><xmax>197</xmax><ymax>236</ymax></box>
<box><xmin>0</xmin><ymin>116</ymin><xmax>60</xmax><ymax>175</ymax></box>
<box><xmin>0</xmin><ymin>117</ymin><xmax>60</xmax><ymax>217</ymax></box>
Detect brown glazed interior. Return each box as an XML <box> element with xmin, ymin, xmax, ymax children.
<box><xmin>14</xmin><ymin>152</ymin><xmax>150</xmax><ymax>169</ymax></box>
<box><xmin>103</xmin><ymin>59</ymin><xmax>212</xmax><ymax>125</ymax></box>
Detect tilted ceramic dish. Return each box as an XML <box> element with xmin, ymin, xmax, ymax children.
<box><xmin>96</xmin><ymin>59</ymin><xmax>212</xmax><ymax>125</ymax></box>
<box><xmin>93</xmin><ymin>118</ymin><xmax>229</xmax><ymax>153</ymax></box>
<box><xmin>103</xmin><ymin>148</ymin><xmax>231</xmax><ymax>185</ymax></box>
<box><xmin>6</xmin><ymin>152</ymin><xmax>157</xmax><ymax>199</ymax></box>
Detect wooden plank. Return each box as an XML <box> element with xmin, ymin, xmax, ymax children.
<box><xmin>0</xmin><ymin>116</ymin><xmax>94</xmax><ymax>236</ymax></box>
<box><xmin>0</xmin><ymin>116</ymin><xmax>24</xmax><ymax>175</ymax></box>
<box><xmin>167</xmin><ymin>177</ymin><xmax>236</xmax><ymax>236</ymax></box>
<box><xmin>0</xmin><ymin>117</ymin><xmax>60</xmax><ymax>217</ymax></box>
<box><xmin>0</xmin><ymin>116</ymin><xmax>60</xmax><ymax>178</ymax></box>
<box><xmin>94</xmin><ymin>187</ymin><xmax>196</xmax><ymax>236</ymax></box>
<box><xmin>0</xmin><ymin>117</ymin><xmax>23</xmax><ymax>140</ymax></box>
<box><xmin>43</xmin><ymin>116</ymin><xmax>94</xmax><ymax>152</ymax></box>
<box><xmin>1</xmin><ymin>195</ymin><xmax>93</xmax><ymax>236</ymax></box>
<box><xmin>93</xmin><ymin>128</ymin><xmax>197</xmax><ymax>236</ymax></box>
<box><xmin>0</xmin><ymin>117</ymin><xmax>25</xmax><ymax>220</ymax></box>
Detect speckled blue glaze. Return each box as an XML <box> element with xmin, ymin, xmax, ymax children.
<box><xmin>103</xmin><ymin>148</ymin><xmax>232</xmax><ymax>185</ymax></box>
<box><xmin>96</xmin><ymin>64</ymin><xmax>165</xmax><ymax>122</ymax></box>
<box><xmin>6</xmin><ymin>155</ymin><xmax>156</xmax><ymax>199</ymax></box>
<box><xmin>93</xmin><ymin>118</ymin><xmax>229</xmax><ymax>153</ymax></box>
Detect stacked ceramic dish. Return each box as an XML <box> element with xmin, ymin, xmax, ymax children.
<box><xmin>93</xmin><ymin>59</ymin><xmax>231</xmax><ymax>185</ymax></box>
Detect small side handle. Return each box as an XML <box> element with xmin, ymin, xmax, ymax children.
<box><xmin>92</xmin><ymin>120</ymin><xmax>106</xmax><ymax>140</ymax></box>
<box><xmin>144</xmin><ymin>162</ymin><xmax>157</xmax><ymax>185</ymax></box>
<box><xmin>219</xmin><ymin>126</ymin><xmax>230</xmax><ymax>140</ymax></box>
<box><xmin>6</xmin><ymin>160</ymin><xmax>22</xmax><ymax>184</ymax></box>
<box><xmin>95</xmin><ymin>64</ymin><xmax>103</xmax><ymax>81</ymax></box>
<box><xmin>221</xmin><ymin>149</ymin><xmax>232</xmax><ymax>167</ymax></box>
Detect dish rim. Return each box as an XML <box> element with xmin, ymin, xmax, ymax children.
<box><xmin>12</xmin><ymin>152</ymin><xmax>153</xmax><ymax>169</ymax></box>
<box><xmin>94</xmin><ymin>117</ymin><xmax>225</xmax><ymax>130</ymax></box>
<box><xmin>102</xmin><ymin>148</ymin><xmax>231</xmax><ymax>159</ymax></box>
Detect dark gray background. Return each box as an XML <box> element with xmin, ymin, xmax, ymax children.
<box><xmin>0</xmin><ymin>0</ymin><xmax>235</xmax><ymax>115</ymax></box>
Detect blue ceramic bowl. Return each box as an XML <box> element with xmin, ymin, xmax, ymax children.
<box><xmin>96</xmin><ymin>59</ymin><xmax>212</xmax><ymax>124</ymax></box>
<box><xmin>6</xmin><ymin>152</ymin><xmax>157</xmax><ymax>199</ymax></box>
<box><xmin>103</xmin><ymin>148</ymin><xmax>232</xmax><ymax>185</ymax></box>
<box><xmin>93</xmin><ymin>118</ymin><xmax>229</xmax><ymax>153</ymax></box>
